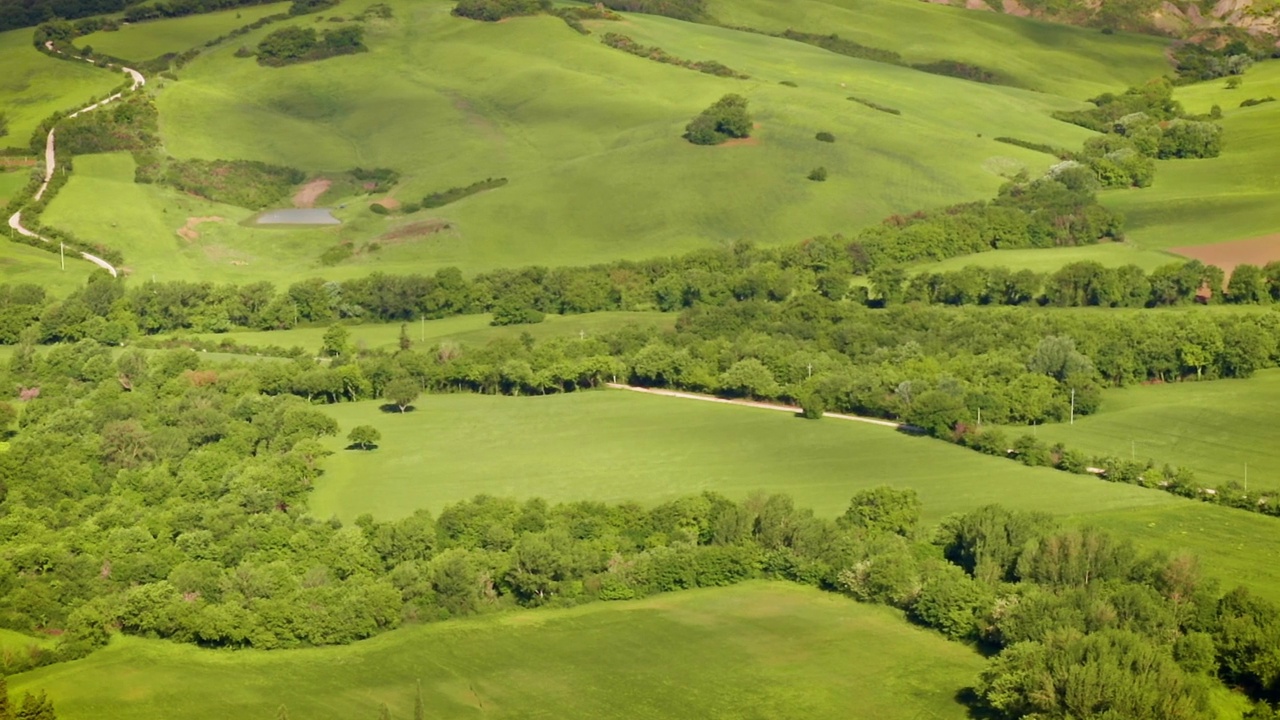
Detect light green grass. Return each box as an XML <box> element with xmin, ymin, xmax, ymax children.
<box><xmin>0</xmin><ymin>628</ymin><xmax>53</xmax><ymax>652</ymax></box>
<box><xmin>314</xmin><ymin>390</ymin><xmax>1175</xmax><ymax>522</ymax></box>
<box><xmin>1104</xmin><ymin>60</ymin><xmax>1280</xmax><ymax>250</ymax></box>
<box><xmin>909</xmin><ymin>242</ymin><xmax>1179</xmax><ymax>275</ymax></box>
<box><xmin>77</xmin><ymin>0</ymin><xmax>1109</xmax><ymax>281</ymax></box>
<box><xmin>0</xmin><ymin>237</ymin><xmax>97</xmax><ymax>290</ymax></box>
<box><xmin>176</xmin><ymin>311</ymin><xmax>674</xmax><ymax>353</ymax></box>
<box><xmin>1021</xmin><ymin>369</ymin><xmax>1280</xmax><ymax>488</ymax></box>
<box><xmin>706</xmin><ymin>0</ymin><xmax>1172</xmax><ymax>98</ymax></box>
<box><xmin>0</xmin><ymin>28</ymin><xmax>122</xmax><ymax>150</ymax></box>
<box><xmin>77</xmin><ymin>3</ymin><xmax>291</xmax><ymax>62</ymax></box>
<box><xmin>9</xmin><ymin>582</ymin><xmax>982</xmax><ymax>720</ymax></box>
<box><xmin>0</xmin><ymin>168</ymin><xmax>29</xmax><ymax>205</ymax></box>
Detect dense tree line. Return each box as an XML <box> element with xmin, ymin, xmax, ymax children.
<box><xmin>254</xmin><ymin>23</ymin><xmax>365</xmax><ymax>66</ymax></box>
<box><xmin>451</xmin><ymin>0</ymin><xmax>545</xmax><ymax>22</ymax></box>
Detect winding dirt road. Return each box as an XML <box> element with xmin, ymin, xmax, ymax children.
<box><xmin>6</xmin><ymin>45</ymin><xmax>147</xmax><ymax>277</ymax></box>
<box><xmin>605</xmin><ymin>383</ymin><xmax>906</xmax><ymax>429</ymax></box>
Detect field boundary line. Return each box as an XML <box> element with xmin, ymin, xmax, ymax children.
<box><xmin>604</xmin><ymin>383</ymin><xmax>905</xmax><ymax>429</ymax></box>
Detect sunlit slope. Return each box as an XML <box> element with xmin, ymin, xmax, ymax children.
<box><xmin>148</xmin><ymin>0</ymin><xmax>1099</xmax><ymax>273</ymax></box>
<box><xmin>706</xmin><ymin>0</ymin><xmax>1172</xmax><ymax>98</ymax></box>
<box><xmin>76</xmin><ymin>3</ymin><xmax>290</xmax><ymax>61</ymax></box>
<box><xmin>8</xmin><ymin>583</ymin><xmax>983</xmax><ymax>720</ymax></box>
<box><xmin>1103</xmin><ymin>60</ymin><xmax>1280</xmax><ymax>249</ymax></box>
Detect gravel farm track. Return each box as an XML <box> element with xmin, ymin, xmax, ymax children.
<box><xmin>5</xmin><ymin>43</ymin><xmax>146</xmax><ymax>277</ymax></box>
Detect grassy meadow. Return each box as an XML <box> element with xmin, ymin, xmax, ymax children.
<box><xmin>1025</xmin><ymin>369</ymin><xmax>1280</xmax><ymax>488</ymax></box>
<box><xmin>0</xmin><ymin>235</ymin><xmax>98</xmax><ymax>289</ymax></box>
<box><xmin>1104</xmin><ymin>60</ymin><xmax>1280</xmax><ymax>250</ymax></box>
<box><xmin>9</xmin><ymin>582</ymin><xmax>983</xmax><ymax>720</ymax></box>
<box><xmin>908</xmin><ymin>241</ymin><xmax>1179</xmax><ymax>276</ymax></box>
<box><xmin>0</xmin><ymin>28</ymin><xmax>121</xmax><ymax>151</ymax></box>
<box><xmin>77</xmin><ymin>3</ymin><xmax>291</xmax><ymax>61</ymax></box>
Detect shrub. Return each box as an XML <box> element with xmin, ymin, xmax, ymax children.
<box><xmin>848</xmin><ymin>96</ymin><xmax>901</xmax><ymax>115</ymax></box>
<box><xmin>421</xmin><ymin>178</ymin><xmax>507</xmax><ymax>208</ymax></box>
<box><xmin>601</xmin><ymin>33</ymin><xmax>747</xmax><ymax>79</ymax></box>
<box><xmin>815</xmin><ymin>131</ymin><xmax>835</xmax><ymax>143</ymax></box>
<box><xmin>255</xmin><ymin>24</ymin><xmax>366</xmax><ymax>65</ymax></box>
<box><xmin>596</xmin><ymin>0</ymin><xmax>705</xmax><ymax>21</ymax></box>
<box><xmin>778</xmin><ymin>80</ymin><xmax>797</xmax><ymax>87</ymax></box>
<box><xmin>684</xmin><ymin>94</ymin><xmax>751</xmax><ymax>146</ymax></box>
<box><xmin>369</xmin><ymin>203</ymin><xmax>391</xmax><ymax>215</ymax></box>
<box><xmin>807</xmin><ymin>167</ymin><xmax>828</xmax><ymax>182</ymax></box>
<box><xmin>1240</xmin><ymin>96</ymin><xmax>1276</xmax><ymax>107</ymax></box>
<box><xmin>452</xmin><ymin>0</ymin><xmax>547</xmax><ymax>21</ymax></box>
<box><xmin>163</xmin><ymin>159</ymin><xmax>305</xmax><ymax>209</ymax></box>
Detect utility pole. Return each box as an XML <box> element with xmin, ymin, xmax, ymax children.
<box><xmin>1245</xmin><ymin>463</ymin><xmax>1249</xmax><ymax>493</ymax></box>
<box><xmin>1070</xmin><ymin>388</ymin><xmax>1075</xmax><ymax>425</ymax></box>
<box><xmin>420</xmin><ymin>316</ymin><xmax>425</xmax><ymax>342</ymax></box>
<box><xmin>807</xmin><ymin>362</ymin><xmax>812</xmax><ymax>379</ymax></box>
<box><xmin>977</xmin><ymin>407</ymin><xmax>981</xmax><ymax>426</ymax></box>
<box><xmin>59</xmin><ymin>241</ymin><xmax>64</xmax><ymax>270</ymax></box>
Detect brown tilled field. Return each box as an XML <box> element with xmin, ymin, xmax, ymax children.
<box><xmin>1172</xmin><ymin>233</ymin><xmax>1280</xmax><ymax>276</ymax></box>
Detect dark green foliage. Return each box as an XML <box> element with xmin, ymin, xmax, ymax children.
<box><xmin>289</xmin><ymin>0</ymin><xmax>337</xmax><ymax>15</ymax></box>
<box><xmin>160</xmin><ymin>159</ymin><xmax>305</xmax><ymax>209</ymax></box>
<box><xmin>807</xmin><ymin>167</ymin><xmax>827</xmax><ymax>182</ymax></box>
<box><xmin>452</xmin><ymin>0</ymin><xmax>546</xmax><ymax>22</ymax></box>
<box><xmin>993</xmin><ymin>136</ymin><xmax>1066</xmax><ymax>156</ymax></box>
<box><xmin>421</xmin><ymin>177</ymin><xmax>507</xmax><ymax>208</ymax></box>
<box><xmin>1173</xmin><ymin>40</ymin><xmax>1259</xmax><ymax>83</ymax></box>
<box><xmin>57</xmin><ymin>95</ymin><xmax>158</xmax><ymax>155</ymax></box>
<box><xmin>596</xmin><ymin>0</ymin><xmax>706</xmax><ymax>21</ymax></box>
<box><xmin>838</xmin><ymin>487</ymin><xmax>921</xmax><ymax>538</ymax></box>
<box><xmin>684</xmin><ymin>94</ymin><xmax>752</xmax><ymax>145</ymax></box>
<box><xmin>0</xmin><ymin>112</ymin><xmax>8</xmax><ymax>138</ymax></box>
<box><xmin>775</xmin><ymin>29</ymin><xmax>903</xmax><ymax>65</ymax></box>
<box><xmin>600</xmin><ymin>33</ymin><xmax>748</xmax><ymax>79</ymax></box>
<box><xmin>370</xmin><ymin>203</ymin><xmax>391</xmax><ymax>215</ymax></box>
<box><xmin>814</xmin><ymin>131</ymin><xmax>835</xmax><ymax>143</ymax></box>
<box><xmin>1240</xmin><ymin>97</ymin><xmax>1277</xmax><ymax>108</ymax></box>
<box><xmin>911</xmin><ymin>59</ymin><xmax>1008</xmax><ymax>85</ymax></box>
<box><xmin>778</xmin><ymin>80</ymin><xmax>798</xmax><ymax>87</ymax></box>
<box><xmin>255</xmin><ymin>23</ymin><xmax>366</xmax><ymax>65</ymax></box>
<box><xmin>847</xmin><ymin>96</ymin><xmax>901</xmax><ymax>115</ymax></box>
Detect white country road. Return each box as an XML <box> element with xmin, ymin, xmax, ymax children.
<box><xmin>6</xmin><ymin>45</ymin><xmax>147</xmax><ymax>278</ymax></box>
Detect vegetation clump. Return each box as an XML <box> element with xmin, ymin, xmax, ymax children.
<box><xmin>595</xmin><ymin>0</ymin><xmax>706</xmax><ymax>21</ymax></box>
<box><xmin>255</xmin><ymin>24</ymin><xmax>366</xmax><ymax>66</ymax></box>
<box><xmin>815</xmin><ymin>131</ymin><xmax>835</xmax><ymax>143</ymax></box>
<box><xmin>56</xmin><ymin>94</ymin><xmax>158</xmax><ymax>155</ymax></box>
<box><xmin>683</xmin><ymin>94</ymin><xmax>752</xmax><ymax>145</ymax></box>
<box><xmin>452</xmin><ymin>0</ymin><xmax>547</xmax><ymax>22</ymax></box>
<box><xmin>847</xmin><ymin>96</ymin><xmax>901</xmax><ymax>115</ymax></box>
<box><xmin>807</xmin><ymin>166</ymin><xmax>828</xmax><ymax>181</ymax></box>
<box><xmin>601</xmin><ymin>33</ymin><xmax>748</xmax><ymax>79</ymax></box>
<box><xmin>158</xmin><ymin>159</ymin><xmax>306</xmax><ymax>209</ymax></box>
<box><xmin>419</xmin><ymin>177</ymin><xmax>508</xmax><ymax>209</ymax></box>
<box><xmin>1240</xmin><ymin>96</ymin><xmax>1277</xmax><ymax>108</ymax></box>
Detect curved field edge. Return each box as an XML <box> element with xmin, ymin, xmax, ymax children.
<box><xmin>8</xmin><ymin>582</ymin><xmax>982</xmax><ymax>720</ymax></box>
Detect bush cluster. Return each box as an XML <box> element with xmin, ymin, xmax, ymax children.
<box><xmin>847</xmin><ymin>95</ymin><xmax>901</xmax><ymax>115</ymax></box>
<box><xmin>684</xmin><ymin>94</ymin><xmax>752</xmax><ymax>146</ymax></box>
<box><xmin>255</xmin><ymin>24</ymin><xmax>365</xmax><ymax>66</ymax></box>
<box><xmin>451</xmin><ymin>0</ymin><xmax>547</xmax><ymax>22</ymax></box>
<box><xmin>601</xmin><ymin>33</ymin><xmax>748</xmax><ymax>79</ymax></box>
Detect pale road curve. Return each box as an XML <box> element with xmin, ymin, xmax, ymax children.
<box><xmin>605</xmin><ymin>383</ymin><xmax>905</xmax><ymax>428</ymax></box>
<box><xmin>6</xmin><ymin>44</ymin><xmax>147</xmax><ymax>278</ymax></box>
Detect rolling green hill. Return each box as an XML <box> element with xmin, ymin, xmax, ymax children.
<box><xmin>0</xmin><ymin>27</ymin><xmax>121</xmax><ymax>151</ymax></box>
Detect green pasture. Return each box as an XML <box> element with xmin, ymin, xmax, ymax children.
<box><xmin>109</xmin><ymin>0</ymin><xmax>1109</xmax><ymax>280</ymax></box>
<box><xmin>77</xmin><ymin>3</ymin><xmax>291</xmax><ymax>62</ymax></box>
<box><xmin>315</xmin><ymin>389</ymin><xmax>1280</xmax><ymax>601</ymax></box>
<box><xmin>908</xmin><ymin>241</ymin><xmax>1177</xmax><ymax>275</ymax></box>
<box><xmin>1104</xmin><ymin>61</ymin><xmax>1280</xmax><ymax>250</ymax></box>
<box><xmin>0</xmin><ymin>168</ymin><xmax>29</xmax><ymax>204</ymax></box>
<box><xmin>174</xmin><ymin>310</ymin><xmax>674</xmax><ymax>353</ymax></box>
<box><xmin>1024</xmin><ymin>369</ymin><xmax>1280</xmax><ymax>489</ymax></box>
<box><xmin>314</xmin><ymin>390</ymin><xmax>1173</xmax><ymax>524</ymax></box>
<box><xmin>0</xmin><ymin>628</ymin><xmax>52</xmax><ymax>653</ymax></box>
<box><xmin>0</xmin><ymin>28</ymin><xmax>122</xmax><ymax>150</ymax></box>
<box><xmin>9</xmin><ymin>582</ymin><xmax>982</xmax><ymax>720</ymax></box>
<box><xmin>705</xmin><ymin>0</ymin><xmax>1172</xmax><ymax>98</ymax></box>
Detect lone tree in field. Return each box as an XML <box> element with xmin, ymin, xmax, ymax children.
<box><xmin>384</xmin><ymin>377</ymin><xmax>420</xmax><ymax>412</ymax></box>
<box><xmin>347</xmin><ymin>425</ymin><xmax>381</xmax><ymax>450</ymax></box>
<box><xmin>684</xmin><ymin>94</ymin><xmax>752</xmax><ymax>145</ymax></box>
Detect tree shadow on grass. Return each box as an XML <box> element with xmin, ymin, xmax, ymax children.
<box><xmin>955</xmin><ymin>687</ymin><xmax>999</xmax><ymax>719</ymax></box>
<box><xmin>378</xmin><ymin>403</ymin><xmax>417</xmax><ymax>414</ymax></box>
<box><xmin>344</xmin><ymin>443</ymin><xmax>380</xmax><ymax>451</ymax></box>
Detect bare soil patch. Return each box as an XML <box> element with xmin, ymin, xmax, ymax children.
<box><xmin>719</xmin><ymin>123</ymin><xmax>762</xmax><ymax>148</ymax></box>
<box><xmin>176</xmin><ymin>216</ymin><xmax>224</xmax><ymax>241</ymax></box>
<box><xmin>372</xmin><ymin>197</ymin><xmax>400</xmax><ymax>211</ymax></box>
<box><xmin>0</xmin><ymin>158</ymin><xmax>36</xmax><ymax>168</ymax></box>
<box><xmin>1172</xmin><ymin>233</ymin><xmax>1280</xmax><ymax>276</ymax></box>
<box><xmin>293</xmin><ymin>178</ymin><xmax>332</xmax><ymax>208</ymax></box>
<box><xmin>1002</xmin><ymin>0</ymin><xmax>1032</xmax><ymax>15</ymax></box>
<box><xmin>379</xmin><ymin>219</ymin><xmax>452</xmax><ymax>242</ymax></box>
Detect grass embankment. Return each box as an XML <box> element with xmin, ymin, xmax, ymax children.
<box><xmin>9</xmin><ymin>582</ymin><xmax>982</xmax><ymax>720</ymax></box>
<box><xmin>36</xmin><ymin>0</ymin><xmax>1156</xmax><ymax>288</ymax></box>
<box><xmin>76</xmin><ymin>3</ymin><xmax>291</xmax><ymax>62</ymax></box>
<box><xmin>315</xmin><ymin>389</ymin><xmax>1280</xmax><ymax>602</ymax></box>
<box><xmin>0</xmin><ymin>28</ymin><xmax>121</xmax><ymax>151</ymax></box>
<box><xmin>174</xmin><ymin>310</ymin><xmax>674</xmax><ymax>352</ymax></box>
<box><xmin>1105</xmin><ymin>60</ymin><xmax>1280</xmax><ymax>249</ymax></box>
<box><xmin>907</xmin><ymin>242</ymin><xmax>1178</xmax><ymax>276</ymax></box>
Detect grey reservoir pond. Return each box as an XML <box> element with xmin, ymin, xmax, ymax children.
<box><xmin>253</xmin><ymin>208</ymin><xmax>341</xmax><ymax>225</ymax></box>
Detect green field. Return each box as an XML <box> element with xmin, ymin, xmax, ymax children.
<box><xmin>0</xmin><ymin>628</ymin><xmax>53</xmax><ymax>653</ymax></box>
<box><xmin>708</xmin><ymin>0</ymin><xmax>1172</xmax><ymax>98</ymax></box>
<box><xmin>31</xmin><ymin>0</ymin><xmax>1174</xmax><ymax>289</ymax></box>
<box><xmin>0</xmin><ymin>167</ymin><xmax>29</xmax><ymax>204</ymax></box>
<box><xmin>77</xmin><ymin>3</ymin><xmax>291</xmax><ymax>61</ymax></box>
<box><xmin>1104</xmin><ymin>60</ymin><xmax>1280</xmax><ymax>250</ymax></box>
<box><xmin>0</xmin><ymin>28</ymin><xmax>122</xmax><ymax>151</ymax></box>
<box><xmin>908</xmin><ymin>241</ymin><xmax>1179</xmax><ymax>276</ymax></box>
<box><xmin>9</xmin><ymin>582</ymin><xmax>982</xmax><ymax>720</ymax></box>
<box><xmin>175</xmin><ymin>310</ymin><xmax>674</xmax><ymax>353</ymax></box>
<box><xmin>1026</xmin><ymin>369</ymin><xmax>1280</xmax><ymax>488</ymax></box>
<box><xmin>315</xmin><ymin>389</ymin><xmax>1280</xmax><ymax>602</ymax></box>
<box><xmin>0</xmin><ymin>234</ymin><xmax>98</xmax><ymax>289</ymax></box>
